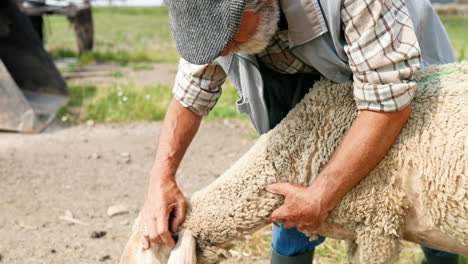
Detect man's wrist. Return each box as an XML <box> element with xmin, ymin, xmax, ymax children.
<box><xmin>307</xmin><ymin>170</ymin><xmax>343</xmax><ymax>213</ymax></box>
<box><xmin>149</xmin><ymin>167</ymin><xmax>177</xmax><ymax>186</ymax></box>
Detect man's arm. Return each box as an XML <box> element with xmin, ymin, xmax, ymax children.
<box><xmin>268</xmin><ymin>0</ymin><xmax>421</xmax><ymax>229</ymax></box>
<box><xmin>141</xmin><ymin>59</ymin><xmax>227</xmax><ymax>249</ymax></box>
<box><xmin>141</xmin><ymin>98</ymin><xmax>201</xmax><ymax>249</ymax></box>
<box><xmin>268</xmin><ymin>105</ymin><xmax>411</xmax><ymax>229</ymax></box>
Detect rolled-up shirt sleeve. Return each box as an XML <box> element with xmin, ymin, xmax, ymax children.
<box><xmin>173</xmin><ymin>58</ymin><xmax>227</xmax><ymax>116</ymax></box>
<box><xmin>341</xmin><ymin>0</ymin><xmax>421</xmax><ymax>112</ymax></box>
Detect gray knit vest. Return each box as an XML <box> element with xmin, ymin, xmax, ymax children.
<box><xmin>215</xmin><ymin>0</ymin><xmax>456</xmax><ymax>134</ymax></box>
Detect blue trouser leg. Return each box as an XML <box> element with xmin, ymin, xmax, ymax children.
<box><xmin>271</xmin><ymin>224</ymin><xmax>326</xmax><ymax>257</ymax></box>
<box><xmin>421</xmin><ymin>246</ymin><xmax>459</xmax><ymax>264</ymax></box>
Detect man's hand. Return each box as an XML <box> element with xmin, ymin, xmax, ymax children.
<box><xmin>140</xmin><ymin>98</ymin><xmax>201</xmax><ymax>249</ymax></box>
<box><xmin>267</xmin><ymin>183</ymin><xmax>329</xmax><ymax>231</ymax></box>
<box><xmin>140</xmin><ymin>180</ymin><xmax>187</xmax><ymax>249</ymax></box>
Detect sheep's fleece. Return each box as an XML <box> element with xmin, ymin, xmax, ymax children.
<box><xmin>124</xmin><ymin>62</ymin><xmax>468</xmax><ymax>264</ymax></box>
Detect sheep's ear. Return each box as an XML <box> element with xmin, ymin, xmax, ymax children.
<box><xmin>167</xmin><ymin>229</ymin><xmax>197</xmax><ymax>264</ymax></box>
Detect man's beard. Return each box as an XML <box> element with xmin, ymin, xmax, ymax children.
<box><xmin>233</xmin><ymin>1</ymin><xmax>280</xmax><ymax>55</ymax></box>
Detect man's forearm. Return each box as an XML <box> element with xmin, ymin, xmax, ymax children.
<box><xmin>312</xmin><ymin>105</ymin><xmax>412</xmax><ymax>213</ymax></box>
<box><xmin>149</xmin><ymin>97</ymin><xmax>202</xmax><ymax>185</ymax></box>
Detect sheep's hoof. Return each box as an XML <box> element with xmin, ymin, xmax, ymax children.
<box><xmin>168</xmin><ymin>229</ymin><xmax>197</xmax><ymax>264</ymax></box>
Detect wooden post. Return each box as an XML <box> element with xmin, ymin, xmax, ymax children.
<box><xmin>66</xmin><ymin>3</ymin><xmax>94</xmax><ymax>54</ymax></box>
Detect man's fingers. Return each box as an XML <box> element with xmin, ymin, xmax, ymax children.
<box><xmin>283</xmin><ymin>220</ymin><xmax>297</xmax><ymax>229</ymax></box>
<box><xmin>157</xmin><ymin>212</ymin><xmax>175</xmax><ymax>248</ymax></box>
<box><xmin>266</xmin><ymin>183</ymin><xmax>289</xmax><ymax>196</ymax></box>
<box><xmin>170</xmin><ymin>203</ymin><xmax>186</xmax><ymax>233</ymax></box>
<box><xmin>269</xmin><ymin>204</ymin><xmax>290</xmax><ymax>222</ymax></box>
<box><xmin>148</xmin><ymin>219</ymin><xmax>162</xmax><ymax>244</ymax></box>
<box><xmin>141</xmin><ymin>237</ymin><xmax>150</xmax><ymax>250</ymax></box>
<box><xmin>267</xmin><ymin>182</ymin><xmax>303</xmax><ymax>196</ymax></box>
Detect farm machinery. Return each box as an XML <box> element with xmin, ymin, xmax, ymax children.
<box><xmin>0</xmin><ymin>0</ymin><xmax>93</xmax><ymax>132</ymax></box>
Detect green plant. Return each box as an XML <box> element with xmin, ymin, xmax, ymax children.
<box><xmin>109</xmin><ymin>71</ymin><xmax>124</xmax><ymax>78</ymax></box>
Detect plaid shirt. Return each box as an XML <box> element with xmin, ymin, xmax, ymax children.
<box><xmin>173</xmin><ymin>0</ymin><xmax>421</xmax><ymax>116</ymax></box>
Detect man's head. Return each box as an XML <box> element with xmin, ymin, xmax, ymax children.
<box><xmin>164</xmin><ymin>0</ymin><xmax>280</xmax><ymax>65</ymax></box>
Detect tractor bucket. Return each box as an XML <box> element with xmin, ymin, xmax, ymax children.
<box><xmin>0</xmin><ymin>0</ymin><xmax>68</xmax><ymax>133</ymax></box>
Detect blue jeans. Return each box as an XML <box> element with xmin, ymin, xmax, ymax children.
<box><xmin>271</xmin><ymin>224</ymin><xmax>458</xmax><ymax>258</ymax></box>
<box><xmin>271</xmin><ymin>224</ymin><xmax>325</xmax><ymax>256</ymax></box>
<box><xmin>421</xmin><ymin>246</ymin><xmax>458</xmax><ymax>257</ymax></box>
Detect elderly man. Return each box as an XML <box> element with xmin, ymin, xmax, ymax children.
<box><xmin>140</xmin><ymin>0</ymin><xmax>459</xmax><ymax>263</ymax></box>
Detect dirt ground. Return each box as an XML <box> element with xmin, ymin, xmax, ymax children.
<box><xmin>0</xmin><ymin>119</ymin><xmax>264</xmax><ymax>264</ymax></box>
<box><xmin>62</xmin><ymin>62</ymin><xmax>179</xmax><ymax>87</ymax></box>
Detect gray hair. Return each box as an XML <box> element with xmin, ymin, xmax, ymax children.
<box><xmin>233</xmin><ymin>0</ymin><xmax>279</xmax><ymax>55</ymax></box>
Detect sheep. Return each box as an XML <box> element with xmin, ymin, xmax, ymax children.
<box><xmin>120</xmin><ymin>62</ymin><xmax>468</xmax><ymax>264</ymax></box>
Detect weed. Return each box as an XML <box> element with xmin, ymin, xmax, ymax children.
<box><xmin>109</xmin><ymin>71</ymin><xmax>124</xmax><ymax>78</ymax></box>
<box><xmin>132</xmin><ymin>64</ymin><xmax>154</xmax><ymax>71</ymax></box>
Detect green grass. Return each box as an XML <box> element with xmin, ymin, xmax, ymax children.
<box><xmin>59</xmin><ymin>80</ymin><xmax>246</xmax><ymax>122</ymax></box>
<box><xmin>108</xmin><ymin>71</ymin><xmax>123</xmax><ymax>78</ymax></box>
<box><xmin>205</xmin><ymin>80</ymin><xmax>248</xmax><ymax>121</ymax></box>
<box><xmin>45</xmin><ymin>7</ymin><xmax>179</xmax><ymax>64</ymax></box>
<box><xmin>45</xmin><ymin>9</ymin><xmax>467</xmax><ymax>64</ymax></box>
<box><xmin>132</xmin><ymin>64</ymin><xmax>154</xmax><ymax>71</ymax></box>
<box><xmin>440</xmin><ymin>16</ymin><xmax>468</xmax><ymax>61</ymax></box>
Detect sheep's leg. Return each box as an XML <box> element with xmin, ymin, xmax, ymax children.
<box><xmin>347</xmin><ymin>240</ymin><xmax>361</xmax><ymax>264</ymax></box>
<box><xmin>168</xmin><ymin>229</ymin><xmax>197</xmax><ymax>264</ymax></box>
<box><xmin>353</xmin><ymin>228</ymin><xmax>401</xmax><ymax>264</ymax></box>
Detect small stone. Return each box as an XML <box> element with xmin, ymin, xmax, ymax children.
<box><xmin>86</xmin><ymin>120</ymin><xmax>95</xmax><ymax>127</ymax></box>
<box><xmin>89</xmin><ymin>153</ymin><xmax>100</xmax><ymax>160</ymax></box>
<box><xmin>64</xmin><ymin>210</ymin><xmax>73</xmax><ymax>219</ymax></box>
<box><xmin>0</xmin><ymin>253</ymin><xmax>3</xmax><ymax>261</ymax></box>
<box><xmin>59</xmin><ymin>210</ymin><xmax>89</xmax><ymax>226</ymax></box>
<box><xmin>50</xmin><ymin>249</ymin><xmax>56</xmax><ymax>254</ymax></box>
<box><xmin>90</xmin><ymin>231</ymin><xmax>107</xmax><ymax>239</ymax></box>
<box><xmin>120</xmin><ymin>152</ymin><xmax>131</xmax><ymax>163</ymax></box>
<box><xmin>99</xmin><ymin>255</ymin><xmax>111</xmax><ymax>262</ymax></box>
<box><xmin>61</xmin><ymin>116</ymin><xmax>68</xmax><ymax>122</ymax></box>
<box><xmin>107</xmin><ymin>204</ymin><xmax>129</xmax><ymax>217</ymax></box>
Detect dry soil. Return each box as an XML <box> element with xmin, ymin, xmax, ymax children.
<box><xmin>0</xmin><ymin>120</ymin><xmax>260</xmax><ymax>264</ymax></box>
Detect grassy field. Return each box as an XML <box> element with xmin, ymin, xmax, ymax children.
<box><xmin>47</xmin><ymin>7</ymin><xmax>467</xmax><ymax>123</ymax></box>
<box><xmin>46</xmin><ymin>7</ymin><xmax>468</xmax><ymax>122</ymax></box>
<box><xmin>440</xmin><ymin>16</ymin><xmax>468</xmax><ymax>61</ymax></box>
<box><xmin>46</xmin><ymin>7</ymin><xmax>179</xmax><ymax>64</ymax></box>
<box><xmin>60</xmin><ymin>80</ymin><xmax>245</xmax><ymax>123</ymax></box>
<box><xmin>46</xmin><ymin>7</ymin><xmax>467</xmax><ymax>64</ymax></box>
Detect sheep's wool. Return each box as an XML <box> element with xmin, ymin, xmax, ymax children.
<box><xmin>182</xmin><ymin>62</ymin><xmax>467</xmax><ymax>264</ymax></box>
